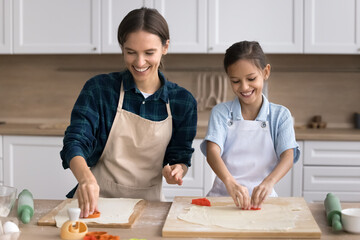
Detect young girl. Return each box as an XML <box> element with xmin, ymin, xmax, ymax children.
<box><xmin>200</xmin><ymin>41</ymin><xmax>299</xmax><ymax>210</ymax></box>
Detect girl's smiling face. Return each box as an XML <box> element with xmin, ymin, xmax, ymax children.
<box><xmin>227</xmin><ymin>59</ymin><xmax>270</xmax><ymax>110</ymax></box>
<box><xmin>122</xmin><ymin>30</ymin><xmax>169</xmax><ymax>84</ymax></box>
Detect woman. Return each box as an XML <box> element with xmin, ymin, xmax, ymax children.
<box><xmin>201</xmin><ymin>41</ymin><xmax>299</xmax><ymax>210</ymax></box>
<box><xmin>60</xmin><ymin>8</ymin><xmax>197</xmax><ymax>218</ymax></box>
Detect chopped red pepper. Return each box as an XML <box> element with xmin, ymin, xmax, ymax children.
<box><xmin>84</xmin><ymin>232</ymin><xmax>120</xmax><ymax>240</ymax></box>
<box><xmin>241</xmin><ymin>207</ymin><xmax>261</xmax><ymax>210</ymax></box>
<box><xmin>191</xmin><ymin>198</ymin><xmax>211</xmax><ymax>206</ymax></box>
<box><xmin>83</xmin><ymin>210</ymin><xmax>101</xmax><ymax>219</ymax></box>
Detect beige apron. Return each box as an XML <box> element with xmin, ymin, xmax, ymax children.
<box><xmin>90</xmin><ymin>81</ymin><xmax>172</xmax><ymax>201</ymax></box>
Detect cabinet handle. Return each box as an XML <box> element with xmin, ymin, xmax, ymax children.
<box><xmin>208</xmin><ymin>47</ymin><xmax>213</xmax><ymax>51</ymax></box>
<box><xmin>92</xmin><ymin>47</ymin><xmax>97</xmax><ymax>51</ymax></box>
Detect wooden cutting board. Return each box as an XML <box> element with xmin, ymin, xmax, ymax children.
<box><xmin>37</xmin><ymin>198</ymin><xmax>146</xmax><ymax>228</ymax></box>
<box><xmin>162</xmin><ymin>196</ymin><xmax>321</xmax><ymax>238</ymax></box>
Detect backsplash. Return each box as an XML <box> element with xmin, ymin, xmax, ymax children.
<box><xmin>0</xmin><ymin>54</ymin><xmax>359</xmax><ymax>128</ymax></box>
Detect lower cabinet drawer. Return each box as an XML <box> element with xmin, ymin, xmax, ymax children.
<box><xmin>303</xmin><ymin>192</ymin><xmax>360</xmax><ymax>203</ymax></box>
<box><xmin>162</xmin><ymin>188</ymin><xmax>204</xmax><ymax>202</ymax></box>
<box><xmin>304</xmin><ymin>166</ymin><xmax>360</xmax><ymax>191</ymax></box>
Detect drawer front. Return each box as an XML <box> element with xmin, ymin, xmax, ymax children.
<box><xmin>162</xmin><ymin>188</ymin><xmax>203</xmax><ymax>202</ymax></box>
<box><xmin>303</xmin><ymin>192</ymin><xmax>360</xmax><ymax>203</ymax></box>
<box><xmin>0</xmin><ymin>136</ymin><xmax>2</xmax><ymax>158</ymax></box>
<box><xmin>304</xmin><ymin>141</ymin><xmax>360</xmax><ymax>166</ymax></box>
<box><xmin>304</xmin><ymin>166</ymin><xmax>360</xmax><ymax>191</ymax></box>
<box><xmin>0</xmin><ymin>159</ymin><xmax>2</xmax><ymax>182</ymax></box>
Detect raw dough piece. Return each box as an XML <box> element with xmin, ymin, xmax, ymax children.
<box><xmin>178</xmin><ymin>203</ymin><xmax>298</xmax><ymax>231</ymax></box>
<box><xmin>55</xmin><ymin>198</ymin><xmax>141</xmax><ymax>228</ymax></box>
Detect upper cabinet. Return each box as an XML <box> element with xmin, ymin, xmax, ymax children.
<box><xmin>208</xmin><ymin>0</ymin><xmax>303</xmax><ymax>53</ymax></box>
<box><xmin>0</xmin><ymin>0</ymin><xmax>11</xmax><ymax>53</ymax></box>
<box><xmin>13</xmin><ymin>0</ymin><xmax>100</xmax><ymax>54</ymax></box>
<box><xmin>304</xmin><ymin>0</ymin><xmax>360</xmax><ymax>54</ymax></box>
<box><xmin>153</xmin><ymin>0</ymin><xmax>207</xmax><ymax>53</ymax></box>
<box><xmin>1</xmin><ymin>0</ymin><xmax>359</xmax><ymax>54</ymax></box>
<box><xmin>101</xmin><ymin>0</ymin><xmax>149</xmax><ymax>53</ymax></box>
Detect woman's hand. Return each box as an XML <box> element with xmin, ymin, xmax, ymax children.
<box><xmin>77</xmin><ymin>178</ymin><xmax>100</xmax><ymax>218</ymax></box>
<box><xmin>69</xmin><ymin>156</ymin><xmax>100</xmax><ymax>218</ymax></box>
<box><xmin>162</xmin><ymin>163</ymin><xmax>187</xmax><ymax>185</ymax></box>
<box><xmin>224</xmin><ymin>178</ymin><xmax>251</xmax><ymax>209</ymax></box>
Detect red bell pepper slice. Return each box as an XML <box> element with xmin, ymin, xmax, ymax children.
<box><xmin>191</xmin><ymin>198</ymin><xmax>211</xmax><ymax>206</ymax></box>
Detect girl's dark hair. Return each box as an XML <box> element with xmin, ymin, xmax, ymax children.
<box><xmin>117</xmin><ymin>7</ymin><xmax>169</xmax><ymax>47</ymax></box>
<box><xmin>224</xmin><ymin>41</ymin><xmax>267</xmax><ymax>72</ymax></box>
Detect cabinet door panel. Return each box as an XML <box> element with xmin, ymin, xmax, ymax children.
<box><xmin>154</xmin><ymin>0</ymin><xmax>207</xmax><ymax>53</ymax></box>
<box><xmin>304</xmin><ymin>0</ymin><xmax>360</xmax><ymax>53</ymax></box>
<box><xmin>304</xmin><ymin>192</ymin><xmax>360</xmax><ymax>203</ymax></box>
<box><xmin>101</xmin><ymin>0</ymin><xmax>147</xmax><ymax>53</ymax></box>
<box><xmin>0</xmin><ymin>0</ymin><xmax>11</xmax><ymax>53</ymax></box>
<box><xmin>3</xmin><ymin>136</ymin><xmax>77</xmax><ymax>199</ymax></box>
<box><xmin>162</xmin><ymin>188</ymin><xmax>203</xmax><ymax>202</ymax></box>
<box><xmin>13</xmin><ymin>0</ymin><xmax>100</xmax><ymax>53</ymax></box>
<box><xmin>275</xmin><ymin>141</ymin><xmax>303</xmax><ymax>197</ymax></box>
<box><xmin>162</xmin><ymin>139</ymin><xmax>204</xmax><ymax>188</ymax></box>
<box><xmin>304</xmin><ymin>141</ymin><xmax>360</xmax><ymax>166</ymax></box>
<box><xmin>303</xmin><ymin>166</ymin><xmax>360</xmax><ymax>191</ymax></box>
<box><xmin>0</xmin><ymin>135</ymin><xmax>2</xmax><ymax>158</ymax></box>
<box><xmin>208</xmin><ymin>0</ymin><xmax>303</xmax><ymax>53</ymax></box>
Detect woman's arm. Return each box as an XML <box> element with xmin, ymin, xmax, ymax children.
<box><xmin>207</xmin><ymin>141</ymin><xmax>251</xmax><ymax>209</ymax></box>
<box><xmin>69</xmin><ymin>156</ymin><xmax>100</xmax><ymax>218</ymax></box>
<box><xmin>251</xmin><ymin>148</ymin><xmax>293</xmax><ymax>208</ymax></box>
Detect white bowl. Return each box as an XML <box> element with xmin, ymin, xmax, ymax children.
<box><xmin>341</xmin><ymin>208</ymin><xmax>360</xmax><ymax>234</ymax></box>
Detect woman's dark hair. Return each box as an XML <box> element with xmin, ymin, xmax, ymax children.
<box><xmin>223</xmin><ymin>41</ymin><xmax>267</xmax><ymax>73</ymax></box>
<box><xmin>118</xmin><ymin>7</ymin><xmax>169</xmax><ymax>47</ymax></box>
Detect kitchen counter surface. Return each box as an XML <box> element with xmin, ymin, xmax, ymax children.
<box><xmin>5</xmin><ymin>200</ymin><xmax>360</xmax><ymax>240</ymax></box>
<box><xmin>1</xmin><ymin>122</ymin><xmax>360</xmax><ymax>141</ymax></box>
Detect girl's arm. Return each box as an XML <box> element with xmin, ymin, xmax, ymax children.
<box><xmin>251</xmin><ymin>148</ymin><xmax>294</xmax><ymax>208</ymax></box>
<box><xmin>207</xmin><ymin>141</ymin><xmax>251</xmax><ymax>209</ymax></box>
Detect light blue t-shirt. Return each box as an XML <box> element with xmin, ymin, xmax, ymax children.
<box><xmin>200</xmin><ymin>95</ymin><xmax>300</xmax><ymax>163</ymax></box>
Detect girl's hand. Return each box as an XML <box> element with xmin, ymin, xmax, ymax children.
<box><xmin>224</xmin><ymin>179</ymin><xmax>251</xmax><ymax>210</ymax></box>
<box><xmin>77</xmin><ymin>179</ymin><xmax>100</xmax><ymax>218</ymax></box>
<box><xmin>251</xmin><ymin>180</ymin><xmax>274</xmax><ymax>209</ymax></box>
<box><xmin>162</xmin><ymin>164</ymin><xmax>187</xmax><ymax>185</ymax></box>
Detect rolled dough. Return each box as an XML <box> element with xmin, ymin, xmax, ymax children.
<box><xmin>55</xmin><ymin>198</ymin><xmax>141</xmax><ymax>228</ymax></box>
<box><xmin>178</xmin><ymin>203</ymin><xmax>300</xmax><ymax>231</ymax></box>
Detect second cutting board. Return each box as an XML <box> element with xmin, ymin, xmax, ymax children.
<box><xmin>162</xmin><ymin>196</ymin><xmax>321</xmax><ymax>238</ymax></box>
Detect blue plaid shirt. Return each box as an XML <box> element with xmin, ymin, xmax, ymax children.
<box><xmin>60</xmin><ymin>70</ymin><xmax>197</xmax><ymax>171</ymax></box>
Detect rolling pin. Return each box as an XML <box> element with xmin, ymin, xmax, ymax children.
<box><xmin>324</xmin><ymin>193</ymin><xmax>343</xmax><ymax>231</ymax></box>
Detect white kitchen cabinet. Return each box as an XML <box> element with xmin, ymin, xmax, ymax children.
<box><xmin>208</xmin><ymin>0</ymin><xmax>303</xmax><ymax>53</ymax></box>
<box><xmin>13</xmin><ymin>0</ymin><xmax>100</xmax><ymax>54</ymax></box>
<box><xmin>0</xmin><ymin>0</ymin><xmax>11</xmax><ymax>53</ymax></box>
<box><xmin>102</xmin><ymin>0</ymin><xmax>208</xmax><ymax>53</ymax></box>
<box><xmin>162</xmin><ymin>139</ymin><xmax>206</xmax><ymax>201</ymax></box>
<box><xmin>3</xmin><ymin>135</ymin><xmax>77</xmax><ymax>199</ymax></box>
<box><xmin>303</xmin><ymin>141</ymin><xmax>360</xmax><ymax>202</ymax></box>
<box><xmin>101</xmin><ymin>0</ymin><xmax>155</xmax><ymax>53</ymax></box>
<box><xmin>0</xmin><ymin>135</ymin><xmax>3</xmax><ymax>183</ymax></box>
<box><xmin>274</xmin><ymin>141</ymin><xmax>303</xmax><ymax>197</ymax></box>
<box><xmin>304</xmin><ymin>0</ymin><xmax>360</xmax><ymax>54</ymax></box>
<box><xmin>154</xmin><ymin>0</ymin><xmax>207</xmax><ymax>53</ymax></box>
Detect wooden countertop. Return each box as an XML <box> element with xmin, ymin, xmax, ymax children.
<box><xmin>1</xmin><ymin>122</ymin><xmax>360</xmax><ymax>141</ymax></box>
<box><xmin>4</xmin><ymin>200</ymin><xmax>360</xmax><ymax>240</ymax></box>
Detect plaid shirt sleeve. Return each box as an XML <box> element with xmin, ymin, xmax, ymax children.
<box><xmin>164</xmin><ymin>84</ymin><xmax>197</xmax><ymax>167</ymax></box>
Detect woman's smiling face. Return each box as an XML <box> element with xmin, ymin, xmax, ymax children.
<box><xmin>227</xmin><ymin>59</ymin><xmax>270</xmax><ymax>108</ymax></box>
<box><xmin>122</xmin><ymin>30</ymin><xmax>169</xmax><ymax>83</ymax></box>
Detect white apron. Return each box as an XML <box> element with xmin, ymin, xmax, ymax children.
<box><xmin>208</xmin><ymin>102</ymin><xmax>278</xmax><ymax>197</ymax></box>
<box><xmin>90</xmin><ymin>81</ymin><xmax>172</xmax><ymax>201</ymax></box>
